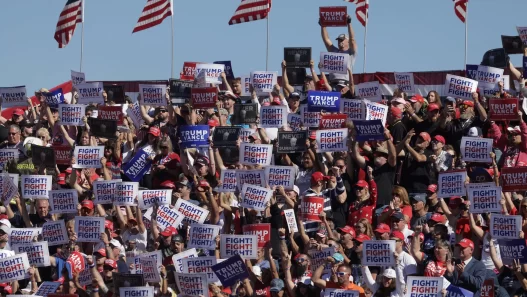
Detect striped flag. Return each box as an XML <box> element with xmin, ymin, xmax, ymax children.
<box><xmin>54</xmin><ymin>0</ymin><xmax>83</xmax><ymax>48</ymax></box>
<box><xmin>344</xmin><ymin>0</ymin><xmax>369</xmax><ymax>27</ymax></box>
<box><xmin>228</xmin><ymin>0</ymin><xmax>271</xmax><ymax>25</ymax></box>
<box><xmin>454</xmin><ymin>0</ymin><xmax>468</xmax><ymax>23</ymax></box>
<box><xmin>133</xmin><ymin>0</ymin><xmax>173</xmax><ymax>33</ymax></box>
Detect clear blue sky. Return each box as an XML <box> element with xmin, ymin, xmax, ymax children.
<box><xmin>0</xmin><ymin>0</ymin><xmax>525</xmax><ymax>93</ymax></box>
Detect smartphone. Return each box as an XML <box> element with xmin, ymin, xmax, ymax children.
<box><xmin>453</xmin><ymin>258</ymin><xmax>462</xmax><ymax>265</ymax></box>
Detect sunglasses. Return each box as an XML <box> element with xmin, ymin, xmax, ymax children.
<box><xmin>159</xmin><ymin>110</ymin><xmax>167</xmax><ymax>113</ymax></box>
<box><xmin>160</xmin><ymin>146</ymin><xmax>169</xmax><ymax>149</ymax></box>
<box><xmin>336</xmin><ymin>165</ymin><xmax>345</xmax><ymax>169</ymax></box>
<box><xmin>296</xmin><ymin>258</ymin><xmax>306</xmax><ymax>263</ymax></box>
<box><xmin>103</xmin><ymin>266</ymin><xmax>114</xmax><ymax>271</ymax></box>
<box><xmin>336</xmin><ymin>272</ymin><xmax>347</xmax><ymax>277</ymax></box>
<box><xmin>8</xmin><ymin>132</ymin><xmax>18</xmax><ymax>136</ymax></box>
<box><xmin>37</xmin><ymin>135</ymin><xmax>47</xmax><ymax>140</ymax></box>
<box><xmin>355</xmin><ymin>187</ymin><xmax>364</xmax><ymax>190</ymax></box>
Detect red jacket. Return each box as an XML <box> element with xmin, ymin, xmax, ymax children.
<box><xmin>347</xmin><ymin>180</ymin><xmax>378</xmax><ymax>226</ymax></box>
<box><xmin>491</xmin><ymin>121</ymin><xmax>527</xmax><ymax>167</ymax></box>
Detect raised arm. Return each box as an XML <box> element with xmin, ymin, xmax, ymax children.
<box><xmin>281</xmin><ymin>61</ymin><xmax>295</xmax><ymax>95</ymax></box>
<box><xmin>347</xmin><ymin>15</ymin><xmax>358</xmax><ymax>55</ymax></box>
<box><xmin>320</xmin><ymin>23</ymin><xmax>333</xmax><ymax>51</ymax></box>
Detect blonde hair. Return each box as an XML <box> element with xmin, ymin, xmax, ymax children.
<box><xmin>36</xmin><ymin>128</ymin><xmax>50</xmax><ymax>142</ymax></box>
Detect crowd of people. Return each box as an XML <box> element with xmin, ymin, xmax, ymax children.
<box><xmin>1</xmin><ymin>12</ymin><xmax>527</xmax><ymax>297</ymax></box>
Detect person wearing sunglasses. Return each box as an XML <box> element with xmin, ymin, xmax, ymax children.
<box><xmin>0</xmin><ymin>125</ymin><xmax>24</xmax><ymax>160</ymax></box>
<box><xmin>312</xmin><ymin>258</ymin><xmax>365</xmax><ymax>296</ymax></box>
<box><xmin>390</xmin><ymin>231</ymin><xmax>417</xmax><ymax>278</ymax></box>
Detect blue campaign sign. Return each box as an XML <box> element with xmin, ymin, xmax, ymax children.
<box><xmin>123</xmin><ymin>148</ymin><xmax>152</xmax><ymax>182</ymax></box>
<box><xmin>523</xmin><ymin>57</ymin><xmax>527</xmax><ymax>79</ymax></box>
<box><xmin>446</xmin><ymin>285</ymin><xmax>473</xmax><ymax>297</ymax></box>
<box><xmin>214</xmin><ymin>61</ymin><xmax>234</xmax><ymax>80</ymax></box>
<box><xmin>465</xmin><ymin>64</ymin><xmax>478</xmax><ymax>80</ymax></box>
<box><xmin>498</xmin><ymin>238</ymin><xmax>527</xmax><ymax>265</ymax></box>
<box><xmin>180</xmin><ymin>125</ymin><xmax>210</xmax><ymax>149</ymax></box>
<box><xmin>44</xmin><ymin>88</ymin><xmax>65</xmax><ymax>108</ymax></box>
<box><xmin>353</xmin><ymin>119</ymin><xmax>384</xmax><ymax>141</ymax></box>
<box><xmin>307</xmin><ymin>90</ymin><xmax>341</xmax><ymax>113</ymax></box>
<box><xmin>211</xmin><ymin>254</ymin><xmax>249</xmax><ymax>287</ymax></box>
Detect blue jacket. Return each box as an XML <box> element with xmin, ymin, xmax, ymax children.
<box><xmin>444</xmin><ymin>258</ymin><xmax>487</xmax><ymax>293</ymax></box>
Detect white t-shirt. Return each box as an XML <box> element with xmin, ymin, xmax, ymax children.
<box><xmin>398</xmin><ymin>251</ymin><xmax>417</xmax><ymax>279</ymax></box>
<box><xmin>121</xmin><ymin>229</ymin><xmax>148</xmax><ymax>252</ymax></box>
<box><xmin>482</xmin><ymin>234</ymin><xmax>500</xmax><ymax>270</ymax></box>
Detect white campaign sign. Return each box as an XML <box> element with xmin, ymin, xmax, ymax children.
<box><xmin>73</xmin><ymin>146</ymin><xmax>104</xmax><ymax>168</ymax></box>
<box><xmin>239</xmin><ymin>143</ymin><xmax>273</xmax><ymax>166</ymax></box>
<box><xmin>365</xmin><ymin>100</ymin><xmax>388</xmax><ymax>126</ymax></box>
<box><xmin>394</xmin><ymin>72</ymin><xmax>415</xmax><ymax>94</ymax></box>
<box><xmin>356</xmin><ymin>81</ymin><xmax>382</xmax><ymax>102</ymax></box>
<box><xmin>251</xmin><ymin>71</ymin><xmax>278</xmax><ymax>95</ymax></box>
<box><xmin>220</xmin><ymin>234</ymin><xmax>258</xmax><ymax>259</ymax></box>
<box><xmin>42</xmin><ymin>220</ymin><xmax>68</xmax><ymax>246</ymax></box>
<box><xmin>49</xmin><ymin>190</ymin><xmax>78</xmax><ymax>214</ymax></box>
<box><xmin>74</xmin><ymin>216</ymin><xmax>104</xmax><ymax>243</ymax></box>
<box><xmin>0</xmin><ymin>86</ymin><xmax>27</xmax><ymax>108</ymax></box>
<box><xmin>71</xmin><ymin>70</ymin><xmax>85</xmax><ymax>85</ymax></box>
<box><xmin>76</xmin><ymin>82</ymin><xmax>104</xmax><ymax>104</ymax></box>
<box><xmin>21</xmin><ymin>175</ymin><xmax>52</xmax><ymax>199</ymax></box>
<box><xmin>174</xmin><ymin>199</ymin><xmax>210</xmax><ymax>225</ymax></box>
<box><xmin>460</xmin><ymin>137</ymin><xmax>493</xmax><ymax>163</ymax></box>
<box><xmin>476</xmin><ymin>65</ymin><xmax>504</xmax><ymax>87</ymax></box>
<box><xmin>12</xmin><ymin>242</ymin><xmax>50</xmax><ymax>267</ymax></box>
<box><xmin>59</xmin><ymin>104</ymin><xmax>85</xmax><ymax>126</ymax></box>
<box><xmin>444</xmin><ymin>74</ymin><xmax>478</xmax><ymax>100</ymax></box>
<box><xmin>319</xmin><ymin>52</ymin><xmax>349</xmax><ymax>74</ymax></box>
<box><xmin>139</xmin><ymin>84</ymin><xmax>167</xmax><ymax>106</ymax></box>
<box><xmin>195</xmin><ymin>64</ymin><xmax>225</xmax><ymax>85</ymax></box>
<box><xmin>340</xmin><ymin>99</ymin><xmax>364</xmax><ymax>120</ymax></box>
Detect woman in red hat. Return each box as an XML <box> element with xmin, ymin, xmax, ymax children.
<box><xmin>347</xmin><ymin>166</ymin><xmax>377</xmax><ymax>226</ymax></box>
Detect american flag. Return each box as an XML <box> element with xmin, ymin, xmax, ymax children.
<box><xmin>454</xmin><ymin>0</ymin><xmax>468</xmax><ymax>23</ymax></box>
<box><xmin>54</xmin><ymin>0</ymin><xmax>83</xmax><ymax>48</ymax></box>
<box><xmin>133</xmin><ymin>0</ymin><xmax>173</xmax><ymax>33</ymax></box>
<box><xmin>228</xmin><ymin>0</ymin><xmax>271</xmax><ymax>25</ymax></box>
<box><xmin>344</xmin><ymin>0</ymin><xmax>369</xmax><ymax>27</ymax></box>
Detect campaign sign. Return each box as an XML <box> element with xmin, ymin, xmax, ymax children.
<box><xmin>88</xmin><ymin>118</ymin><xmax>118</xmax><ymax>139</ymax></box>
<box><xmin>365</xmin><ymin>100</ymin><xmax>388</xmax><ymax>126</ymax></box>
<box><xmin>73</xmin><ymin>146</ymin><xmax>104</xmax><ymax>169</ymax></box>
<box><xmin>171</xmin><ymin>248</ymin><xmax>198</xmax><ymax>273</ymax></box>
<box><xmin>319</xmin><ymin>114</ymin><xmax>347</xmax><ymax>129</ymax></box>
<box><xmin>114</xmin><ymin>182</ymin><xmax>138</xmax><ymax>206</ymax></box>
<box><xmin>406</xmin><ymin>276</ymin><xmax>442</xmax><ymax>297</ymax></box>
<box><xmin>324</xmin><ymin>289</ymin><xmax>360</xmax><ymax>297</ymax></box>
<box><xmin>188</xmin><ymin>223</ymin><xmax>221</xmax><ymax>250</ymax></box>
<box><xmin>284</xmin><ymin>47</ymin><xmax>311</xmax><ymax>68</ymax></box>
<box><xmin>480</xmin><ymin>279</ymin><xmax>494</xmax><ymax>297</ymax></box>
<box><xmin>35</xmin><ymin>282</ymin><xmax>61</xmax><ymax>297</ymax></box>
<box><xmin>175</xmin><ymin>272</ymin><xmax>209</xmax><ymax>297</ymax></box>
<box><xmin>444</xmin><ymin>74</ymin><xmax>478</xmax><ymax>100</ymax></box>
<box><xmin>309</xmin><ymin>247</ymin><xmax>336</xmax><ymax>275</ymax></box>
<box><xmin>59</xmin><ymin>104</ymin><xmax>85</xmax><ymax>126</ymax></box>
<box><xmin>465</xmin><ymin>64</ymin><xmax>479</xmax><ymax>80</ymax></box>
<box><xmin>284</xmin><ymin>209</ymin><xmax>299</xmax><ymax>233</ymax></box>
<box><xmin>0</xmin><ymin>86</ymin><xmax>27</xmax><ymax>108</ymax></box>
<box><xmin>236</xmin><ymin>169</ymin><xmax>266</xmax><ymax>191</ymax></box>
<box><xmin>140</xmin><ymin>257</ymin><xmax>160</xmax><ymax>283</ymax></box>
<box><xmin>123</xmin><ymin>148</ymin><xmax>153</xmax><ymax>182</ymax></box>
<box><xmin>181</xmin><ymin>61</ymin><xmax>200</xmax><ymax>81</ymax></box>
<box><xmin>243</xmin><ymin>224</ymin><xmax>270</xmax><ymax>248</ymax></box>
<box><xmin>498</xmin><ymin>239</ymin><xmax>527</xmax><ymax>265</ymax></box>
<box><xmin>260</xmin><ymin>105</ymin><xmax>287</xmax><ymax>128</ymax></box>
<box><xmin>460</xmin><ymin>137</ymin><xmax>492</xmax><ymax>163</ymax></box>
<box><xmin>126</xmin><ymin>101</ymin><xmax>144</xmax><ymax>128</ymax></box>
<box><xmin>67</xmin><ymin>251</ymin><xmax>86</xmax><ymax>273</ymax></box>
<box><xmin>489</xmin><ymin>98</ymin><xmax>519</xmax><ymax>121</ymax></box>
<box><xmin>467</xmin><ymin>185</ymin><xmax>502</xmax><ymax>214</ymax></box>
<box><xmin>137</xmin><ymin>189</ymin><xmax>170</xmax><ymax>210</ymax></box>
<box><xmin>1</xmin><ymin>173</ymin><xmax>18</xmax><ymax>203</ymax></box>
<box><xmin>9</xmin><ymin>228</ymin><xmax>42</xmax><ymax>244</ymax></box>
<box><xmin>98</xmin><ymin>105</ymin><xmax>124</xmax><ymax>125</ymax></box>
<box><xmin>490</xmin><ymin>214</ymin><xmax>521</xmax><ymax>239</ymax></box>
<box><xmin>76</xmin><ymin>82</ymin><xmax>104</xmax><ymax>104</ymax></box>
<box><xmin>214</xmin><ymin>61</ymin><xmax>234</xmax><ymax>79</ymax></box>
<box><xmin>180</xmin><ymin>125</ymin><xmax>209</xmax><ymax>149</ymax></box>
<box><xmin>319</xmin><ymin>52</ymin><xmax>348</xmax><ymax>74</ymax></box>
<box><xmin>138</xmin><ymin>84</ymin><xmax>166</xmax><ymax>106</ymax></box>
<box><xmin>301</xmin><ymin>196</ymin><xmax>324</xmax><ymax>222</ymax></box>
<box><xmin>353</xmin><ymin>119</ymin><xmax>384</xmax><ymax>142</ymax></box>
<box><xmin>74</xmin><ymin>216</ymin><xmax>104</xmax><ymax>242</ymax></box>
<box><xmin>71</xmin><ymin>70</ymin><xmax>85</xmax><ymax>85</ymax></box>
<box><xmin>307</xmin><ymin>91</ymin><xmax>341</xmax><ymax>112</ymax></box>
<box><xmin>169</xmin><ymin>78</ymin><xmax>192</xmax><ymax>101</ymax></box>
<box><xmin>265</xmin><ymin>165</ymin><xmax>295</xmax><ymax>190</ymax></box>
<box><xmin>175</xmin><ymin>199</ymin><xmax>210</xmax><ymax>225</ymax></box>
<box><xmin>239</xmin><ymin>128</ymin><xmax>255</xmax><ymax>143</ymax></box>
<box><xmin>153</xmin><ymin>205</ymin><xmax>185</xmax><ymax>230</ymax></box>
<box><xmin>316</xmin><ymin>128</ymin><xmax>347</xmax><ymax>152</ymax></box>
<box><xmin>340</xmin><ymin>99</ymin><xmax>364</xmax><ymax>120</ymax></box>
<box><xmin>213</xmin><ymin>127</ymin><xmax>240</xmax><ymax>148</ymax></box>
<box><xmin>240</xmin><ymin>75</ymin><xmax>251</xmax><ymax>96</ymax></box>
<box><xmin>195</xmin><ymin>63</ymin><xmax>224</xmax><ymax>85</ymax></box>
<box><xmin>477</xmin><ymin>65</ymin><xmax>504</xmax><ymax>86</ymax></box>
<box><xmin>251</xmin><ymin>71</ymin><xmax>277</xmax><ymax>95</ymax></box>
<box><xmin>362</xmin><ymin>240</ymin><xmax>395</xmax><ymax>266</ymax></box>
<box><xmin>120</xmin><ymin>287</ymin><xmax>154</xmax><ymax>297</ymax></box>
<box><xmin>12</xmin><ymin>242</ymin><xmax>50</xmax><ymax>267</ymax></box>
<box><xmin>49</xmin><ymin>190</ymin><xmax>78</xmax><ymax>214</ymax></box>
<box><xmin>42</xmin><ymin>220</ymin><xmax>68</xmax><ymax>246</ymax></box>
<box><xmin>103</xmin><ymin>84</ymin><xmax>125</xmax><ymax>104</ymax></box>
<box><xmin>31</xmin><ymin>145</ymin><xmax>55</xmax><ymax>168</ymax></box>
<box><xmin>218</xmin><ymin>169</ymin><xmax>237</xmax><ymax>193</ymax></box>
<box><xmin>191</xmin><ymin>87</ymin><xmax>218</xmax><ymax>109</ymax></box>
<box><xmin>356</xmin><ymin>81</ymin><xmax>382</xmax><ymax>102</ymax></box>
<box><xmin>113</xmin><ymin>273</ymin><xmax>145</xmax><ymax>293</ymax></box>
<box><xmin>0</xmin><ymin>253</ymin><xmax>30</xmax><ymax>283</ymax></box>
<box><xmin>183</xmin><ymin>256</ymin><xmax>219</xmax><ymax>283</ymax></box>
<box><xmin>394</xmin><ymin>72</ymin><xmax>415</xmax><ymax>94</ymax></box>
<box><xmin>437</xmin><ymin>170</ymin><xmax>467</xmax><ymax>198</ymax></box>
<box><xmin>301</xmin><ymin>104</ymin><xmax>322</xmax><ymax>127</ymax></box>
<box><xmin>93</xmin><ymin>179</ymin><xmax>120</xmax><ymax>204</ymax></box>
<box><xmin>517</xmin><ymin>26</ymin><xmax>527</xmax><ymax>45</ymax></box>
<box><xmin>212</xmin><ymin>254</ymin><xmax>249</xmax><ymax>287</ymax></box>
<box><xmin>287</xmin><ymin>113</ymin><xmax>303</xmax><ymax>131</ymax></box>
<box><xmin>319</xmin><ymin>6</ymin><xmax>347</xmax><ymax>27</ymax></box>
<box><xmin>241</xmin><ymin>184</ymin><xmax>273</xmax><ymax>211</ymax></box>
<box><xmin>220</xmin><ymin>234</ymin><xmax>258</xmax><ymax>259</ymax></box>
<box><xmin>44</xmin><ymin>88</ymin><xmax>64</xmax><ymax>108</ymax></box>
<box><xmin>233</xmin><ymin>103</ymin><xmax>258</xmax><ymax>124</ymax></box>
<box><xmin>501</xmin><ymin>167</ymin><xmax>527</xmax><ymax>192</ymax></box>
<box><xmin>239</xmin><ymin>143</ymin><xmax>273</xmax><ymax>166</ymax></box>
<box><xmin>21</xmin><ymin>175</ymin><xmax>51</xmax><ymax>199</ymax></box>
<box><xmin>0</xmin><ymin>149</ymin><xmax>18</xmax><ymax>169</ymax></box>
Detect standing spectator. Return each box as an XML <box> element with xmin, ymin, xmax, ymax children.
<box><xmin>444</xmin><ymin>239</ymin><xmax>486</xmax><ymax>293</ymax></box>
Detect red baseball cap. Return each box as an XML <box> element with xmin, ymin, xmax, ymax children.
<box><xmin>390</xmin><ymin>231</ymin><xmax>405</xmax><ymax>241</ymax></box>
<box><xmin>65</xmin><ymin>167</ymin><xmax>73</xmax><ymax>174</ymax></box>
<box><xmin>428</xmin><ymin>103</ymin><xmax>440</xmax><ymax>112</ymax></box>
<box><xmin>271</xmin><ymin>97</ymin><xmax>282</xmax><ymax>105</ymax></box>
<box><xmin>160</xmin><ymin>180</ymin><xmax>176</xmax><ymax>189</ymax></box>
<box><xmin>104</xmin><ymin>259</ymin><xmax>117</xmax><ymax>269</ymax></box>
<box><xmin>462</xmin><ymin>100</ymin><xmax>474</xmax><ymax>107</ymax></box>
<box><xmin>427</xmin><ymin>184</ymin><xmax>437</xmax><ymax>193</ymax></box>
<box><xmin>433</xmin><ymin>135</ymin><xmax>446</xmax><ymax>144</ymax></box>
<box><xmin>160</xmin><ymin>226</ymin><xmax>178</xmax><ymax>237</ymax></box>
<box><xmin>354</xmin><ymin>234</ymin><xmax>371</xmax><ymax>243</ymax></box>
<box><xmin>208</xmin><ymin>118</ymin><xmax>220</xmax><ymax>127</ymax></box>
<box><xmin>95</xmin><ymin>248</ymin><xmax>106</xmax><ymax>257</ymax></box>
<box><xmin>148</xmin><ymin>126</ymin><xmax>161</xmax><ymax>137</ymax></box>
<box><xmin>338</xmin><ymin>225</ymin><xmax>356</xmax><ymax>237</ymax></box>
<box><xmin>0</xmin><ymin>283</ymin><xmax>12</xmax><ymax>294</ymax></box>
<box><xmin>58</xmin><ymin>173</ymin><xmax>66</xmax><ymax>185</ymax></box>
<box><xmin>449</xmin><ymin>196</ymin><xmax>463</xmax><ymax>207</ymax></box>
<box><xmin>429</xmin><ymin>213</ymin><xmax>446</xmax><ymax>224</ymax></box>
<box><xmin>375</xmin><ymin>223</ymin><xmax>391</xmax><ymax>234</ymax></box>
<box><xmin>355</xmin><ymin>180</ymin><xmax>369</xmax><ymax>188</ymax></box>
<box><xmin>457</xmin><ymin>238</ymin><xmax>474</xmax><ymax>249</ymax></box>
<box><xmin>309</xmin><ymin>130</ymin><xmax>316</xmax><ymax>140</ymax></box>
<box><xmin>13</xmin><ymin>108</ymin><xmax>24</xmax><ymax>116</ymax></box>
<box><xmin>311</xmin><ymin>172</ymin><xmax>330</xmax><ymax>184</ymax></box>
<box><xmin>81</xmin><ymin>200</ymin><xmax>94</xmax><ymax>210</ymax></box>
<box><xmin>409</xmin><ymin>94</ymin><xmax>425</xmax><ymax>104</ymax></box>
<box><xmin>419</xmin><ymin>132</ymin><xmax>431</xmax><ymax>142</ymax></box>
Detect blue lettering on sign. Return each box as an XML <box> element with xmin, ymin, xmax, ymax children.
<box><xmin>307</xmin><ymin>91</ymin><xmax>340</xmax><ymax>112</ymax></box>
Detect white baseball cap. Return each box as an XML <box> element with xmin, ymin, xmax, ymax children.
<box><xmin>0</xmin><ymin>219</ymin><xmax>11</xmax><ymax>228</ymax></box>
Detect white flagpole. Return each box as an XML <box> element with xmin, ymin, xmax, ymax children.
<box><xmin>363</xmin><ymin>17</ymin><xmax>367</xmax><ymax>74</ymax></box>
<box><xmin>80</xmin><ymin>0</ymin><xmax>85</xmax><ymax>72</ymax></box>
<box><xmin>266</xmin><ymin>15</ymin><xmax>269</xmax><ymax>71</ymax></box>
<box><xmin>170</xmin><ymin>0</ymin><xmax>174</xmax><ymax>78</ymax></box>
<box><xmin>464</xmin><ymin>2</ymin><xmax>468</xmax><ymax>67</ymax></box>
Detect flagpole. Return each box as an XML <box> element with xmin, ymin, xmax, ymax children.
<box><xmin>266</xmin><ymin>16</ymin><xmax>269</xmax><ymax>71</ymax></box>
<box><xmin>171</xmin><ymin>14</ymin><xmax>174</xmax><ymax>78</ymax></box>
<box><xmin>79</xmin><ymin>0</ymin><xmax>84</xmax><ymax>72</ymax></box>
<box><xmin>363</xmin><ymin>17</ymin><xmax>367</xmax><ymax>73</ymax></box>
<box><xmin>464</xmin><ymin>2</ymin><xmax>468</xmax><ymax>67</ymax></box>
